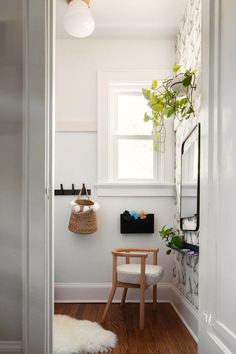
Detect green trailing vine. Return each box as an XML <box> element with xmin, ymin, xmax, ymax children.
<box><xmin>142</xmin><ymin>64</ymin><xmax>197</xmax><ymax>151</ymax></box>
<box><xmin>159</xmin><ymin>225</ymin><xmax>184</xmax><ymax>255</ymax></box>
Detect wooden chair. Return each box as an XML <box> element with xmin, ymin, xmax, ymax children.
<box><xmin>101</xmin><ymin>247</ymin><xmax>164</xmax><ymax>330</ymax></box>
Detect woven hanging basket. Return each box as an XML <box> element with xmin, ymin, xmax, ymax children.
<box><xmin>68</xmin><ymin>196</ymin><xmax>97</xmax><ymax>235</ymax></box>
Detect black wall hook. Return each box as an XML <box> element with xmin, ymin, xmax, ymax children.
<box><xmin>54</xmin><ymin>183</ymin><xmax>91</xmax><ymax>196</ymax></box>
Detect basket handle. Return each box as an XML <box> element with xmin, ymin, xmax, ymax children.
<box><xmin>78</xmin><ymin>183</ymin><xmax>90</xmax><ymax>200</ymax></box>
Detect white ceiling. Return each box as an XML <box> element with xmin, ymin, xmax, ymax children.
<box><xmin>56</xmin><ymin>0</ymin><xmax>188</xmax><ymax>40</ymax></box>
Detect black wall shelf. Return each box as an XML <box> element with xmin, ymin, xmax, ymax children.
<box><xmin>120</xmin><ymin>214</ymin><xmax>154</xmax><ymax>234</ymax></box>
<box><xmin>170</xmin><ymin>242</ymin><xmax>199</xmax><ymax>256</ymax></box>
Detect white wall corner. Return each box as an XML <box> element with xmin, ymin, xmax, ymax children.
<box><xmin>170</xmin><ymin>285</ymin><xmax>199</xmax><ymax>342</ymax></box>
<box><xmin>0</xmin><ymin>341</ymin><xmax>22</xmax><ymax>354</ymax></box>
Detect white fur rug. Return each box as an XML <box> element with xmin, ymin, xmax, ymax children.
<box><xmin>54</xmin><ymin>315</ymin><xmax>117</xmax><ymax>354</ymax></box>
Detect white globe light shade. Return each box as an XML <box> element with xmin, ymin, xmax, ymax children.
<box><xmin>64</xmin><ymin>0</ymin><xmax>95</xmax><ymax>38</ymax></box>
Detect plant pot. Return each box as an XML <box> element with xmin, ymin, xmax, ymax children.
<box><xmin>170</xmin><ymin>74</ymin><xmax>186</xmax><ymax>97</ymax></box>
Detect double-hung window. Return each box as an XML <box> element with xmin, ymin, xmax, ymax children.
<box><xmin>111</xmin><ymin>84</ymin><xmax>157</xmax><ymax>181</ymax></box>
<box><xmin>97</xmin><ymin>70</ymin><xmax>174</xmax><ymax>196</ymax></box>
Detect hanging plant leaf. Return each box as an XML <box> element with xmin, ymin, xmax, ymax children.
<box><xmin>167</xmin><ymin>107</ymin><xmax>174</xmax><ymax>117</ymax></box>
<box><xmin>179</xmin><ymin>97</ymin><xmax>188</xmax><ymax>106</ymax></box>
<box><xmin>187</xmin><ymin>107</ymin><xmax>195</xmax><ymax>115</ymax></box>
<box><xmin>142</xmin><ymin>65</ymin><xmax>197</xmax><ymax>151</ymax></box>
<box><xmin>148</xmin><ymin>93</ymin><xmax>158</xmax><ymax>106</ymax></box>
<box><xmin>172</xmin><ymin>64</ymin><xmax>181</xmax><ymax>73</ymax></box>
<box><xmin>142</xmin><ymin>88</ymin><xmax>150</xmax><ymax>100</ymax></box>
<box><xmin>144</xmin><ymin>112</ymin><xmax>152</xmax><ymax>122</ymax></box>
<box><xmin>153</xmin><ymin>130</ymin><xmax>160</xmax><ymax>139</ymax></box>
<box><xmin>152</xmin><ymin>103</ymin><xmax>165</xmax><ymax>113</ymax></box>
<box><xmin>153</xmin><ymin>140</ymin><xmax>159</xmax><ymax>152</ymax></box>
<box><xmin>151</xmin><ymin>80</ymin><xmax>158</xmax><ymax>89</ymax></box>
<box><xmin>182</xmin><ymin>75</ymin><xmax>192</xmax><ymax>87</ymax></box>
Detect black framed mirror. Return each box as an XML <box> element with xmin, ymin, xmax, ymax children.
<box><xmin>180</xmin><ymin>124</ymin><xmax>200</xmax><ymax>231</ymax></box>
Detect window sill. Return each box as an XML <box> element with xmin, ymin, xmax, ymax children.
<box><xmin>94</xmin><ymin>182</ymin><xmax>175</xmax><ymax>197</ymax></box>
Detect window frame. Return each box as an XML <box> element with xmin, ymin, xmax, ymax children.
<box><xmin>110</xmin><ymin>86</ymin><xmax>158</xmax><ymax>182</ymax></box>
<box><xmin>97</xmin><ymin>70</ymin><xmax>175</xmax><ymax>197</ymax></box>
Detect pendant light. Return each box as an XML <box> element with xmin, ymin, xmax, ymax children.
<box><xmin>64</xmin><ymin>0</ymin><xmax>95</xmax><ymax>38</ymax></box>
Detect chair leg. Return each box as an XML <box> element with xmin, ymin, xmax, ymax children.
<box><xmin>101</xmin><ymin>286</ymin><xmax>117</xmax><ymax>323</ymax></box>
<box><xmin>140</xmin><ymin>284</ymin><xmax>145</xmax><ymax>330</ymax></box>
<box><xmin>121</xmin><ymin>288</ymin><xmax>128</xmax><ymax>306</ymax></box>
<box><xmin>153</xmin><ymin>284</ymin><xmax>157</xmax><ymax>309</ymax></box>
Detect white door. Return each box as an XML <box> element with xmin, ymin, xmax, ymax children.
<box><xmin>199</xmin><ymin>0</ymin><xmax>236</xmax><ymax>353</ymax></box>
<box><xmin>22</xmin><ymin>0</ymin><xmax>54</xmax><ymax>353</ymax></box>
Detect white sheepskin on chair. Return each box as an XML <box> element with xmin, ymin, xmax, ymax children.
<box><xmin>54</xmin><ymin>315</ymin><xmax>117</xmax><ymax>354</ymax></box>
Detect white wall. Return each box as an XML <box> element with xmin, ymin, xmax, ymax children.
<box><xmin>54</xmin><ymin>39</ymin><xmax>176</xmax><ymax>300</ymax></box>
<box><xmin>55</xmin><ymin>39</ymin><xmax>174</xmax><ymax>124</ymax></box>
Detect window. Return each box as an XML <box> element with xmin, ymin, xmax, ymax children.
<box><xmin>110</xmin><ymin>86</ymin><xmax>157</xmax><ymax>181</ymax></box>
<box><xmin>97</xmin><ymin>70</ymin><xmax>174</xmax><ymax>196</ymax></box>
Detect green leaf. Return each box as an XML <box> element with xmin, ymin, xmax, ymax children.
<box><xmin>153</xmin><ymin>130</ymin><xmax>160</xmax><ymax>139</ymax></box>
<box><xmin>144</xmin><ymin>113</ymin><xmax>152</xmax><ymax>122</ymax></box>
<box><xmin>167</xmin><ymin>107</ymin><xmax>174</xmax><ymax>117</ymax></box>
<box><xmin>152</xmin><ymin>103</ymin><xmax>164</xmax><ymax>113</ymax></box>
<box><xmin>153</xmin><ymin>140</ymin><xmax>159</xmax><ymax>152</ymax></box>
<box><xmin>166</xmin><ymin>249</ymin><xmax>172</xmax><ymax>255</ymax></box>
<box><xmin>159</xmin><ymin>225</ymin><xmax>167</xmax><ymax>236</ymax></box>
<box><xmin>182</xmin><ymin>75</ymin><xmax>192</xmax><ymax>87</ymax></box>
<box><xmin>172</xmin><ymin>64</ymin><xmax>181</xmax><ymax>73</ymax></box>
<box><xmin>179</xmin><ymin>97</ymin><xmax>188</xmax><ymax>106</ymax></box>
<box><xmin>187</xmin><ymin>107</ymin><xmax>194</xmax><ymax>115</ymax></box>
<box><xmin>151</xmin><ymin>80</ymin><xmax>158</xmax><ymax>89</ymax></box>
<box><xmin>142</xmin><ymin>88</ymin><xmax>150</xmax><ymax>100</ymax></box>
<box><xmin>172</xmin><ymin>236</ymin><xmax>184</xmax><ymax>249</ymax></box>
<box><xmin>148</xmin><ymin>93</ymin><xmax>158</xmax><ymax>106</ymax></box>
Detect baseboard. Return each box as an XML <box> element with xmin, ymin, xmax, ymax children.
<box><xmin>0</xmin><ymin>341</ymin><xmax>22</xmax><ymax>353</ymax></box>
<box><xmin>54</xmin><ymin>282</ymin><xmax>173</xmax><ymax>303</ymax></box>
<box><xmin>54</xmin><ymin>282</ymin><xmax>198</xmax><ymax>342</ymax></box>
<box><xmin>170</xmin><ymin>285</ymin><xmax>199</xmax><ymax>342</ymax></box>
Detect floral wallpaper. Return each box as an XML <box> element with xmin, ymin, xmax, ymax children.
<box><xmin>173</xmin><ymin>0</ymin><xmax>201</xmax><ymax>311</ymax></box>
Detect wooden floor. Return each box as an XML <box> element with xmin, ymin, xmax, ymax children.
<box><xmin>55</xmin><ymin>303</ymin><xmax>197</xmax><ymax>354</ymax></box>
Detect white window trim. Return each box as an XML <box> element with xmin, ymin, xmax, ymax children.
<box><xmin>95</xmin><ymin>182</ymin><xmax>175</xmax><ymax>197</ymax></box>
<box><xmin>97</xmin><ymin>69</ymin><xmax>174</xmax><ymax>197</ymax></box>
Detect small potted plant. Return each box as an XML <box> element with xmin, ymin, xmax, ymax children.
<box><xmin>159</xmin><ymin>225</ymin><xmax>184</xmax><ymax>255</ymax></box>
<box><xmin>142</xmin><ymin>64</ymin><xmax>197</xmax><ymax>150</ymax></box>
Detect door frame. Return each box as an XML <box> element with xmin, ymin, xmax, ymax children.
<box><xmin>199</xmin><ymin>0</ymin><xmax>218</xmax><ymax>350</ymax></box>
<box><xmin>199</xmin><ymin>0</ymin><xmax>236</xmax><ymax>353</ymax></box>
<box><xmin>22</xmin><ymin>0</ymin><xmax>54</xmax><ymax>353</ymax></box>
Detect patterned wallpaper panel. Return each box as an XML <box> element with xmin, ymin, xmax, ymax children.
<box><xmin>174</xmin><ymin>0</ymin><xmax>201</xmax><ymax>311</ymax></box>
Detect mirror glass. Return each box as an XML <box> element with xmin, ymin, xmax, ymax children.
<box><xmin>180</xmin><ymin>124</ymin><xmax>200</xmax><ymax>231</ymax></box>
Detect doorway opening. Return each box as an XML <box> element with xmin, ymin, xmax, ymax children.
<box><xmin>53</xmin><ymin>0</ymin><xmax>200</xmax><ymax>352</ymax></box>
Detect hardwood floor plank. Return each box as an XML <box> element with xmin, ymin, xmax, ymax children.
<box><xmin>54</xmin><ymin>303</ymin><xmax>197</xmax><ymax>354</ymax></box>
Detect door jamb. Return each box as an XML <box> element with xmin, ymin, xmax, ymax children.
<box><xmin>22</xmin><ymin>0</ymin><xmax>54</xmax><ymax>353</ymax></box>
